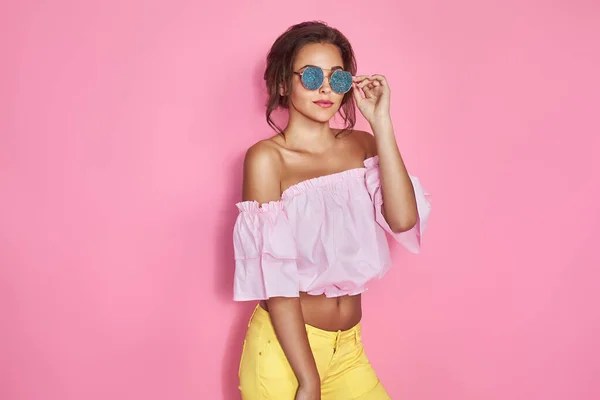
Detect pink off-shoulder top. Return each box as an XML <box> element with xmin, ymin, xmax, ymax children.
<box><xmin>232</xmin><ymin>156</ymin><xmax>431</xmax><ymax>301</ymax></box>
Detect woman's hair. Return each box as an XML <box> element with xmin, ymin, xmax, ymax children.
<box><xmin>264</xmin><ymin>21</ymin><xmax>357</xmax><ymax>134</ymax></box>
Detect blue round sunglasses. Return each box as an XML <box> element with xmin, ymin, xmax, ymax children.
<box><xmin>293</xmin><ymin>66</ymin><xmax>353</xmax><ymax>95</ymax></box>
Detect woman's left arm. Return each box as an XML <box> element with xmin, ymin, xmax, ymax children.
<box><xmin>353</xmin><ymin>74</ymin><xmax>418</xmax><ymax>233</ymax></box>
<box><xmin>370</xmin><ymin>117</ymin><xmax>418</xmax><ymax>232</ymax></box>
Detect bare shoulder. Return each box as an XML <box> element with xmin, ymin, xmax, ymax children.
<box><xmin>337</xmin><ymin>129</ymin><xmax>377</xmax><ymax>158</ymax></box>
<box><xmin>242</xmin><ymin>138</ymin><xmax>283</xmax><ymax>203</ymax></box>
<box><xmin>244</xmin><ymin>138</ymin><xmax>282</xmax><ymax>171</ymax></box>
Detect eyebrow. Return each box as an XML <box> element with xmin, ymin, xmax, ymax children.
<box><xmin>299</xmin><ymin>64</ymin><xmax>344</xmax><ymax>71</ymax></box>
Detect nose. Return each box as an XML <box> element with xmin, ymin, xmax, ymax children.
<box><xmin>319</xmin><ymin>75</ymin><xmax>332</xmax><ymax>94</ymax></box>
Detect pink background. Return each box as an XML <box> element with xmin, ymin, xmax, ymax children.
<box><xmin>1</xmin><ymin>1</ymin><xmax>599</xmax><ymax>399</ymax></box>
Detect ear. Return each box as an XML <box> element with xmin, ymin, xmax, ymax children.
<box><xmin>279</xmin><ymin>83</ymin><xmax>287</xmax><ymax>96</ymax></box>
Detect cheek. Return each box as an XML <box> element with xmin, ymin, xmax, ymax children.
<box><xmin>289</xmin><ymin>85</ymin><xmax>313</xmax><ymax>107</ymax></box>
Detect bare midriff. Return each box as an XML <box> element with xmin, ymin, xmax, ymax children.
<box><xmin>259</xmin><ymin>292</ymin><xmax>362</xmax><ymax>332</ymax></box>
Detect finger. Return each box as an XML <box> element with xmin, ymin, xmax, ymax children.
<box><xmin>364</xmin><ymin>84</ymin><xmax>376</xmax><ymax>99</ymax></box>
<box><xmin>357</xmin><ymin>79</ymin><xmax>372</xmax><ymax>88</ymax></box>
<box><xmin>360</xmin><ymin>82</ymin><xmax>376</xmax><ymax>96</ymax></box>
<box><xmin>351</xmin><ymin>82</ymin><xmax>364</xmax><ymax>102</ymax></box>
<box><xmin>360</xmin><ymin>83</ymin><xmax>374</xmax><ymax>92</ymax></box>
<box><xmin>352</xmin><ymin>75</ymin><xmax>370</xmax><ymax>83</ymax></box>
<box><xmin>368</xmin><ymin>74</ymin><xmax>389</xmax><ymax>87</ymax></box>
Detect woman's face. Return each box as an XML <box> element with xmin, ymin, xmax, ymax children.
<box><xmin>287</xmin><ymin>42</ymin><xmax>346</xmax><ymax>123</ymax></box>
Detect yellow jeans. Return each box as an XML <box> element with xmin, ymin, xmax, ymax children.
<box><xmin>238</xmin><ymin>304</ymin><xmax>391</xmax><ymax>399</ymax></box>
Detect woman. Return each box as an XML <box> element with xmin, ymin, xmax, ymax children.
<box><xmin>233</xmin><ymin>21</ymin><xmax>431</xmax><ymax>399</ymax></box>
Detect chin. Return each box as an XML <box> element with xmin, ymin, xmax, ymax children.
<box><xmin>306</xmin><ymin>113</ymin><xmax>335</xmax><ymax>124</ymax></box>
<box><xmin>304</xmin><ymin>106</ymin><xmax>340</xmax><ymax>123</ymax></box>
<box><xmin>312</xmin><ymin>111</ymin><xmax>336</xmax><ymax>122</ymax></box>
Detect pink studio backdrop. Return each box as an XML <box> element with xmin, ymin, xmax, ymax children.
<box><xmin>1</xmin><ymin>1</ymin><xmax>599</xmax><ymax>399</ymax></box>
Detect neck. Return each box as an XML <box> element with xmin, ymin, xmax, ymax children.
<box><xmin>282</xmin><ymin>109</ymin><xmax>336</xmax><ymax>153</ymax></box>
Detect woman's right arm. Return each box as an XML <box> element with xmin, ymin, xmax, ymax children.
<box><xmin>242</xmin><ymin>143</ymin><xmax>321</xmax><ymax>395</ymax></box>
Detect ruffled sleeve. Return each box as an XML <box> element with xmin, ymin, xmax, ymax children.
<box><xmin>233</xmin><ymin>200</ymin><xmax>299</xmax><ymax>301</ymax></box>
<box><xmin>364</xmin><ymin>156</ymin><xmax>432</xmax><ymax>254</ymax></box>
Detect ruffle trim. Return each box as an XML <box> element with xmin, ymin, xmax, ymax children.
<box><xmin>235</xmin><ymin>200</ymin><xmax>284</xmax><ymax>213</ymax></box>
<box><xmin>281</xmin><ymin>156</ymin><xmax>378</xmax><ymax>200</ymax></box>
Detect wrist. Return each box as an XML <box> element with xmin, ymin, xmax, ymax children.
<box><xmin>369</xmin><ymin>116</ymin><xmax>393</xmax><ymax>132</ymax></box>
<box><xmin>297</xmin><ymin>371</ymin><xmax>320</xmax><ymax>387</ymax></box>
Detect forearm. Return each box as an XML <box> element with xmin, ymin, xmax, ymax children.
<box><xmin>266</xmin><ymin>297</ymin><xmax>320</xmax><ymax>386</ymax></box>
<box><xmin>370</xmin><ymin>117</ymin><xmax>418</xmax><ymax>232</ymax></box>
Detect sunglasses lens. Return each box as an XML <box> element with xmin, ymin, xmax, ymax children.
<box><xmin>330</xmin><ymin>70</ymin><xmax>353</xmax><ymax>94</ymax></box>
<box><xmin>301</xmin><ymin>66</ymin><xmax>324</xmax><ymax>90</ymax></box>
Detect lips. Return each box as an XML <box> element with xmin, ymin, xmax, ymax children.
<box><xmin>314</xmin><ymin>100</ymin><xmax>334</xmax><ymax>108</ymax></box>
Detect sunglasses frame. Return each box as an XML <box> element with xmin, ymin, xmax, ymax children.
<box><xmin>293</xmin><ymin>66</ymin><xmax>353</xmax><ymax>95</ymax></box>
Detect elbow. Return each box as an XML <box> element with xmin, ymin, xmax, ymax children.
<box><xmin>388</xmin><ymin>215</ymin><xmax>418</xmax><ymax>233</ymax></box>
<box><xmin>382</xmin><ymin>202</ymin><xmax>419</xmax><ymax>233</ymax></box>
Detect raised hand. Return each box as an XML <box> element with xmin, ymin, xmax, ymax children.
<box><xmin>352</xmin><ymin>74</ymin><xmax>392</xmax><ymax>125</ymax></box>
